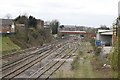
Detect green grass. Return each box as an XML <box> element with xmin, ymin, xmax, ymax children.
<box><xmin>72</xmin><ymin>53</ymin><xmax>105</xmax><ymax>78</ymax></box>
<box><xmin>0</xmin><ymin>36</ymin><xmax>20</xmax><ymax>55</ymax></box>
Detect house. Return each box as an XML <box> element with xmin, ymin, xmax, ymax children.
<box><xmin>0</xmin><ymin>19</ymin><xmax>15</xmax><ymax>34</ymax></box>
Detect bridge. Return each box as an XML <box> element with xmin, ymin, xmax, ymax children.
<box><xmin>58</xmin><ymin>25</ymin><xmax>96</xmax><ymax>38</ymax></box>
<box><xmin>59</xmin><ymin>31</ymin><xmax>86</xmax><ymax>34</ymax></box>
<box><xmin>59</xmin><ymin>25</ymin><xmax>86</xmax><ymax>35</ymax></box>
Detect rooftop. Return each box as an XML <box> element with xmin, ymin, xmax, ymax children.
<box><xmin>97</xmin><ymin>29</ymin><xmax>113</xmax><ymax>35</ymax></box>
<box><xmin>0</xmin><ymin>19</ymin><xmax>13</xmax><ymax>27</ymax></box>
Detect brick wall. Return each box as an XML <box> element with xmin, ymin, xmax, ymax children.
<box><xmin>0</xmin><ymin>26</ymin><xmax>11</xmax><ymax>33</ymax></box>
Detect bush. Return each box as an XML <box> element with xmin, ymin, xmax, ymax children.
<box><xmin>94</xmin><ymin>47</ymin><xmax>101</xmax><ymax>56</ymax></box>
<box><xmin>89</xmin><ymin>38</ymin><xmax>101</xmax><ymax>56</ymax></box>
<box><xmin>109</xmin><ymin>40</ymin><xmax>118</xmax><ymax>71</ymax></box>
<box><xmin>71</xmin><ymin>56</ymin><xmax>79</xmax><ymax>70</ymax></box>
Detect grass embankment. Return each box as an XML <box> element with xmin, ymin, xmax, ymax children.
<box><xmin>1</xmin><ymin>36</ymin><xmax>20</xmax><ymax>55</ymax></box>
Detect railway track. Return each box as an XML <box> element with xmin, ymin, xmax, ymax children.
<box><xmin>2</xmin><ymin>45</ymin><xmax>51</xmax><ymax>70</ymax></box>
<box><xmin>13</xmin><ymin>43</ymin><xmax>72</xmax><ymax>78</ymax></box>
<box><xmin>2</xmin><ymin>40</ymin><xmax>78</xmax><ymax>80</ymax></box>
<box><xmin>2</xmin><ymin>40</ymin><xmax>63</xmax><ymax>60</ymax></box>
<box><xmin>2</xmin><ymin>41</ymin><xmax>70</xmax><ymax>79</ymax></box>
<box><xmin>2</xmin><ymin>38</ymin><xmax>73</xmax><ymax>60</ymax></box>
<box><xmin>28</xmin><ymin>43</ymin><xmax>78</xmax><ymax>80</ymax></box>
<box><xmin>2</xmin><ymin>47</ymin><xmax>36</xmax><ymax>60</ymax></box>
<box><xmin>2</xmin><ymin>42</ymin><xmax>61</xmax><ymax>67</ymax></box>
<box><xmin>2</xmin><ymin>41</ymin><xmax>60</xmax><ymax>66</ymax></box>
<box><xmin>2</xmin><ymin>40</ymin><xmax>69</xmax><ymax>68</ymax></box>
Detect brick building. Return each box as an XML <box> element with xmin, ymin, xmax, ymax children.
<box><xmin>0</xmin><ymin>19</ymin><xmax>15</xmax><ymax>34</ymax></box>
<box><xmin>37</xmin><ymin>19</ymin><xmax>44</xmax><ymax>29</ymax></box>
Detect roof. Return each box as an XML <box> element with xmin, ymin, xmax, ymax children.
<box><xmin>0</xmin><ymin>19</ymin><xmax>13</xmax><ymax>27</ymax></box>
<box><xmin>97</xmin><ymin>29</ymin><xmax>113</xmax><ymax>33</ymax></box>
<box><xmin>100</xmin><ymin>32</ymin><xmax>113</xmax><ymax>35</ymax></box>
<box><xmin>97</xmin><ymin>29</ymin><xmax>113</xmax><ymax>35</ymax></box>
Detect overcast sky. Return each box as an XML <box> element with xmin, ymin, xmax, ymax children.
<box><xmin>0</xmin><ymin>0</ymin><xmax>119</xmax><ymax>27</ymax></box>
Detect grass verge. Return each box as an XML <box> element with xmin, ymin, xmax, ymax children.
<box><xmin>1</xmin><ymin>36</ymin><xmax>20</xmax><ymax>55</ymax></box>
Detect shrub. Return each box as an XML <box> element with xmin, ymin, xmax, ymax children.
<box><xmin>109</xmin><ymin>40</ymin><xmax>118</xmax><ymax>71</ymax></box>
<box><xmin>95</xmin><ymin>47</ymin><xmax>101</xmax><ymax>56</ymax></box>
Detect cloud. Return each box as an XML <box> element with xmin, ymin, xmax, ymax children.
<box><xmin>0</xmin><ymin>0</ymin><xmax>119</xmax><ymax>26</ymax></box>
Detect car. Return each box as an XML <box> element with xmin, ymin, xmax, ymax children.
<box><xmin>105</xmin><ymin>42</ymin><xmax>111</xmax><ymax>46</ymax></box>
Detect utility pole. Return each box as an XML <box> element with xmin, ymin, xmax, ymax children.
<box><xmin>118</xmin><ymin>18</ymin><xmax>120</xmax><ymax>79</ymax></box>
<box><xmin>118</xmin><ymin>1</ymin><xmax>120</xmax><ymax>79</ymax></box>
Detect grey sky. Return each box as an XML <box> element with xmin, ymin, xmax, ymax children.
<box><xmin>0</xmin><ymin>0</ymin><xmax>119</xmax><ymax>27</ymax></box>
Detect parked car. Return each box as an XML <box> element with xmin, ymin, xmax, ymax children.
<box><xmin>105</xmin><ymin>42</ymin><xmax>111</xmax><ymax>46</ymax></box>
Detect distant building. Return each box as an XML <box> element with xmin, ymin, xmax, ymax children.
<box><xmin>96</xmin><ymin>29</ymin><xmax>113</xmax><ymax>46</ymax></box>
<box><xmin>37</xmin><ymin>19</ymin><xmax>44</xmax><ymax>29</ymax></box>
<box><xmin>0</xmin><ymin>19</ymin><xmax>15</xmax><ymax>34</ymax></box>
<box><xmin>16</xmin><ymin>24</ymin><xmax>25</xmax><ymax>27</ymax></box>
<box><xmin>15</xmin><ymin>19</ymin><xmax>44</xmax><ymax>28</ymax></box>
<box><xmin>118</xmin><ymin>1</ymin><xmax>120</xmax><ymax>16</ymax></box>
<box><xmin>44</xmin><ymin>21</ymin><xmax>51</xmax><ymax>28</ymax></box>
<box><xmin>15</xmin><ymin>19</ymin><xmax>44</xmax><ymax>32</ymax></box>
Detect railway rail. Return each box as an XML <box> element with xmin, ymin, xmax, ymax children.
<box><xmin>2</xmin><ymin>41</ymin><xmax>61</xmax><ymax>66</ymax></box>
<box><xmin>35</xmin><ymin>43</ymin><xmax>77</xmax><ymax>80</ymax></box>
<box><xmin>2</xmin><ymin>39</ymin><xmax>70</xmax><ymax>68</ymax></box>
<box><xmin>2</xmin><ymin>40</ymin><xmax>64</xmax><ymax>60</ymax></box>
<box><xmin>2</xmin><ymin>41</ymin><xmax>61</xmax><ymax>68</ymax></box>
<box><xmin>2</xmin><ymin>45</ymin><xmax>51</xmax><ymax>69</ymax></box>
<box><xmin>2</xmin><ymin>41</ymin><xmax>71</xmax><ymax>79</ymax></box>
<box><xmin>28</xmin><ymin>43</ymin><xmax>78</xmax><ymax>80</ymax></box>
<box><xmin>2</xmin><ymin>40</ymin><xmax>79</xmax><ymax>80</ymax></box>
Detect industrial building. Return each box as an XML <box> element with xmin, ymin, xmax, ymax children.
<box><xmin>96</xmin><ymin>29</ymin><xmax>113</xmax><ymax>46</ymax></box>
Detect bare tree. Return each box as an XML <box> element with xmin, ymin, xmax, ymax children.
<box><xmin>5</xmin><ymin>13</ymin><xmax>12</xmax><ymax>19</ymax></box>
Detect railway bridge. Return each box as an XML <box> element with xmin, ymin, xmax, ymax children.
<box><xmin>59</xmin><ymin>25</ymin><xmax>86</xmax><ymax>34</ymax></box>
<box><xmin>58</xmin><ymin>25</ymin><xmax>96</xmax><ymax>38</ymax></box>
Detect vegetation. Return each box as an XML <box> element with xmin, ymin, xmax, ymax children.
<box><xmin>1</xmin><ymin>36</ymin><xmax>20</xmax><ymax>55</ymax></box>
<box><xmin>2</xmin><ymin>15</ymin><xmax>61</xmax><ymax>54</ymax></box>
<box><xmin>94</xmin><ymin>47</ymin><xmax>101</xmax><ymax>56</ymax></box>
<box><xmin>89</xmin><ymin>37</ymin><xmax>101</xmax><ymax>56</ymax></box>
<box><xmin>14</xmin><ymin>15</ymin><xmax>28</xmax><ymax>24</ymax></box>
<box><xmin>28</xmin><ymin>16</ymin><xmax>37</xmax><ymax>28</ymax></box>
<box><xmin>107</xmin><ymin>16</ymin><xmax>119</xmax><ymax>78</ymax></box>
<box><xmin>71</xmin><ymin>50</ymin><xmax>82</xmax><ymax>70</ymax></box>
<box><xmin>108</xmin><ymin>38</ymin><xmax>118</xmax><ymax>71</ymax></box>
<box><xmin>50</xmin><ymin>20</ymin><xmax>60</xmax><ymax>34</ymax></box>
<box><xmin>91</xmin><ymin>55</ymin><xmax>114</xmax><ymax>78</ymax></box>
<box><xmin>5</xmin><ymin>15</ymin><xmax>53</xmax><ymax>51</ymax></box>
<box><xmin>97</xmin><ymin>25</ymin><xmax>110</xmax><ymax>30</ymax></box>
<box><xmin>9</xmin><ymin>27</ymin><xmax>52</xmax><ymax>49</ymax></box>
<box><xmin>54</xmin><ymin>42</ymin><xmax>113</xmax><ymax>78</ymax></box>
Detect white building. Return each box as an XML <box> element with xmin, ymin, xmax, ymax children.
<box><xmin>96</xmin><ymin>29</ymin><xmax>113</xmax><ymax>46</ymax></box>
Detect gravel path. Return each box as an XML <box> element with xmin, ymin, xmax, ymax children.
<box><xmin>100</xmin><ymin>46</ymin><xmax>113</xmax><ymax>59</ymax></box>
